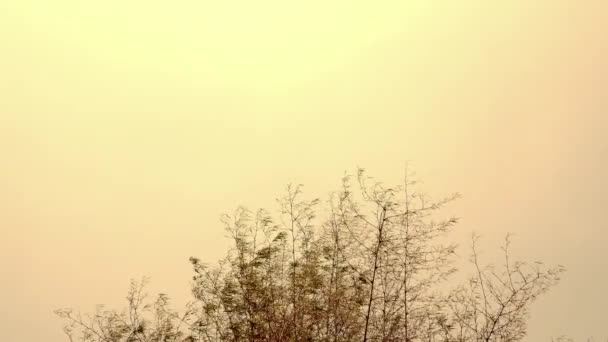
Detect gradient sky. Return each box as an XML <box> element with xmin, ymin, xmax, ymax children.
<box><xmin>1</xmin><ymin>1</ymin><xmax>607</xmax><ymax>341</ymax></box>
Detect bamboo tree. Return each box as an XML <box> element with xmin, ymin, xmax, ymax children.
<box><xmin>56</xmin><ymin>168</ymin><xmax>564</xmax><ymax>342</ymax></box>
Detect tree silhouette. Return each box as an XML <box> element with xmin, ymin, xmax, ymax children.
<box><xmin>56</xmin><ymin>168</ymin><xmax>564</xmax><ymax>342</ymax></box>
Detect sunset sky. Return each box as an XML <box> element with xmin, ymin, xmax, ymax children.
<box><xmin>1</xmin><ymin>1</ymin><xmax>607</xmax><ymax>341</ymax></box>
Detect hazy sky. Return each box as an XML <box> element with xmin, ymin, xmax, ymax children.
<box><xmin>1</xmin><ymin>1</ymin><xmax>607</xmax><ymax>341</ymax></box>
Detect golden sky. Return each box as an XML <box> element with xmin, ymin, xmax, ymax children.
<box><xmin>1</xmin><ymin>1</ymin><xmax>607</xmax><ymax>341</ymax></box>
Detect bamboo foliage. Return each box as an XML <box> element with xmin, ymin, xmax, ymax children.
<box><xmin>57</xmin><ymin>169</ymin><xmax>564</xmax><ymax>342</ymax></box>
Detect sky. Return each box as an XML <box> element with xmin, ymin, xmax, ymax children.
<box><xmin>1</xmin><ymin>1</ymin><xmax>607</xmax><ymax>341</ymax></box>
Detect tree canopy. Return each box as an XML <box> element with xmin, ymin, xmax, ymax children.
<box><xmin>57</xmin><ymin>168</ymin><xmax>564</xmax><ymax>342</ymax></box>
